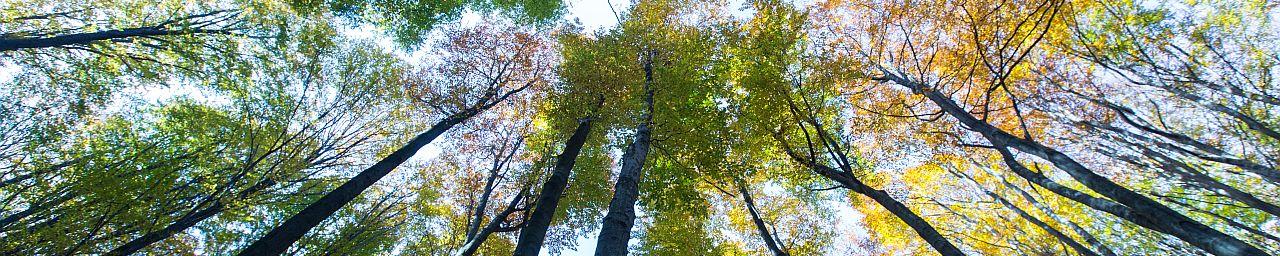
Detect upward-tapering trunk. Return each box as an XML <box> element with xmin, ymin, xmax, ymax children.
<box><xmin>592</xmin><ymin>117</ymin><xmax>652</xmax><ymax>256</ymax></box>
<box><xmin>737</xmin><ymin>182</ymin><xmax>789</xmax><ymax>256</ymax></box>
<box><xmin>594</xmin><ymin>51</ymin><xmax>656</xmax><ymax>256</ymax></box>
<box><xmin>1109</xmin><ymin>137</ymin><xmax>1280</xmax><ymax>218</ymax></box>
<box><xmin>511</xmin><ymin>118</ymin><xmax>595</xmax><ymax>256</ymax></box>
<box><xmin>1</xmin><ymin>27</ymin><xmax>196</xmax><ymax>51</ymax></box>
<box><xmin>949</xmin><ymin>169</ymin><xmax>1099</xmax><ymax>256</ymax></box>
<box><xmin>882</xmin><ymin>74</ymin><xmax>1267</xmax><ymax>256</ymax></box>
<box><xmin>772</xmin><ymin>91</ymin><xmax>964</xmax><ymax>256</ymax></box>
<box><xmin>811</xmin><ymin>164</ymin><xmax>966</xmax><ymax>256</ymax></box>
<box><xmin>0</xmin><ymin>11</ymin><xmax>235</xmax><ymax>52</ymax></box>
<box><xmin>236</xmin><ymin>109</ymin><xmax>491</xmax><ymax>256</ymax></box>
<box><xmin>466</xmin><ymin>149</ymin><xmax>515</xmax><ymax>242</ymax></box>
<box><xmin>455</xmin><ymin>192</ymin><xmax>526</xmax><ymax>256</ymax></box>
<box><xmin>775</xmin><ymin>92</ymin><xmax>964</xmax><ymax>256</ymax></box>
<box><xmin>989</xmin><ymin>168</ymin><xmax>1118</xmax><ymax>256</ymax></box>
<box><xmin>107</xmin><ymin>176</ymin><xmax>279</xmax><ymax>256</ymax></box>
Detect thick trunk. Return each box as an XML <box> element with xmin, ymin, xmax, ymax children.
<box><xmin>772</xmin><ymin>118</ymin><xmax>964</xmax><ymax>256</ymax></box>
<box><xmin>592</xmin><ymin>119</ymin><xmax>651</xmax><ymax>256</ymax></box>
<box><xmin>886</xmin><ymin>74</ymin><xmax>1266</xmax><ymax>256</ymax></box>
<box><xmin>236</xmin><ymin>110</ymin><xmax>480</xmax><ymax>256</ymax></box>
<box><xmin>593</xmin><ymin>50</ymin><xmax>657</xmax><ymax>256</ymax></box>
<box><xmin>105</xmin><ymin>203</ymin><xmax>223</xmax><ymax>256</ymax></box>
<box><xmin>1085</xmin><ymin>119</ymin><xmax>1279</xmax><ymax>185</ymax></box>
<box><xmin>511</xmin><ymin>119</ymin><xmax>594</xmax><ymax>256</ymax></box>
<box><xmin>1121</xmin><ymin>141</ymin><xmax>1280</xmax><ymax>218</ymax></box>
<box><xmin>738</xmin><ymin>183</ymin><xmax>788</xmax><ymax>256</ymax></box>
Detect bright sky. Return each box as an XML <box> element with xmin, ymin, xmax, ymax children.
<box><xmin>340</xmin><ymin>1</ymin><xmax>866</xmax><ymax>255</ymax></box>
<box><xmin>0</xmin><ymin>1</ymin><xmax>867</xmax><ymax>254</ymax></box>
<box><xmin>535</xmin><ymin>3</ymin><xmax>624</xmax><ymax>255</ymax></box>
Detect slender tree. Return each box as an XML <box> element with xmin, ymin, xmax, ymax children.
<box><xmin>511</xmin><ymin>118</ymin><xmax>595</xmax><ymax>256</ymax></box>
<box><xmin>594</xmin><ymin>50</ymin><xmax>656</xmax><ymax>256</ymax></box>
<box><xmin>237</xmin><ymin>24</ymin><xmax>551</xmax><ymax>255</ymax></box>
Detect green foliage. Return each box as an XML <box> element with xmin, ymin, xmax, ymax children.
<box><xmin>4</xmin><ymin>0</ymin><xmax>1279</xmax><ymax>255</ymax></box>
<box><xmin>289</xmin><ymin>0</ymin><xmax>564</xmax><ymax>47</ymax></box>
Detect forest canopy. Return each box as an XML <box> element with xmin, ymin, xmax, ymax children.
<box><xmin>1</xmin><ymin>0</ymin><xmax>1278</xmax><ymax>255</ymax></box>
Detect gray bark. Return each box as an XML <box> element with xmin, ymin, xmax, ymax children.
<box><xmin>593</xmin><ymin>50</ymin><xmax>657</xmax><ymax>256</ymax></box>
<box><xmin>511</xmin><ymin>118</ymin><xmax>595</xmax><ymax>256</ymax></box>
<box><xmin>737</xmin><ymin>182</ymin><xmax>789</xmax><ymax>256</ymax></box>
<box><xmin>881</xmin><ymin>72</ymin><xmax>1266</xmax><ymax>256</ymax></box>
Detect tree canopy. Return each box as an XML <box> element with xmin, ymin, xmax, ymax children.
<box><xmin>2</xmin><ymin>0</ymin><xmax>1278</xmax><ymax>255</ymax></box>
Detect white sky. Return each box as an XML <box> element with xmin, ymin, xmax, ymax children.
<box><xmin>0</xmin><ymin>1</ymin><xmax>867</xmax><ymax>254</ymax></box>
<box><xmin>533</xmin><ymin>3</ymin><xmax>624</xmax><ymax>255</ymax></box>
<box><xmin>408</xmin><ymin>1</ymin><xmax>633</xmax><ymax>255</ymax></box>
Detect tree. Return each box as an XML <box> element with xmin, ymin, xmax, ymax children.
<box><xmin>5</xmin><ymin>0</ymin><xmax>1278</xmax><ymax>255</ymax></box>
<box><xmin>236</xmin><ymin>23</ymin><xmax>554</xmax><ymax>256</ymax></box>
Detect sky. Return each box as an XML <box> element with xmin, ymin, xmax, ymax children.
<box><xmin>534</xmin><ymin>2</ymin><xmax>623</xmax><ymax>255</ymax></box>
<box><xmin>410</xmin><ymin>1</ymin><xmax>631</xmax><ymax>255</ymax></box>
<box><xmin>0</xmin><ymin>1</ymin><xmax>866</xmax><ymax>254</ymax></box>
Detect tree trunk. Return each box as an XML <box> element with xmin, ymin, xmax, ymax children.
<box><xmin>0</xmin><ymin>11</ymin><xmax>234</xmax><ymax>52</ymax></box>
<box><xmin>106</xmin><ymin>202</ymin><xmax>223</xmax><ymax>255</ymax></box>
<box><xmin>1083</xmin><ymin>116</ymin><xmax>1279</xmax><ymax>185</ymax></box>
<box><xmin>594</xmin><ymin>50</ymin><xmax>657</xmax><ymax>256</ymax></box>
<box><xmin>456</xmin><ymin>192</ymin><xmax>525</xmax><ymax>256</ymax></box>
<box><xmin>592</xmin><ymin>119</ymin><xmax>652</xmax><ymax>256</ymax></box>
<box><xmin>465</xmin><ymin>158</ymin><xmax>506</xmax><ymax>241</ymax></box>
<box><xmin>883</xmin><ymin>73</ymin><xmax>1267</xmax><ymax>256</ymax></box>
<box><xmin>236</xmin><ymin>109</ymin><xmax>483</xmax><ymax>256</ymax></box>
<box><xmin>772</xmin><ymin>112</ymin><xmax>964</xmax><ymax>256</ymax></box>
<box><xmin>0</xmin><ymin>25</ymin><xmax>231</xmax><ymax>52</ymax></box>
<box><xmin>950</xmin><ymin>169</ymin><xmax>1099</xmax><ymax>256</ymax></box>
<box><xmin>511</xmin><ymin>118</ymin><xmax>595</xmax><ymax>256</ymax></box>
<box><xmin>737</xmin><ymin>182</ymin><xmax>789</xmax><ymax>256</ymax></box>
<box><xmin>106</xmin><ymin>178</ymin><xmax>278</xmax><ymax>256</ymax></box>
<box><xmin>812</xmin><ymin>164</ymin><xmax>966</xmax><ymax>256</ymax></box>
<box><xmin>994</xmin><ymin>171</ymin><xmax>1118</xmax><ymax>256</ymax></box>
<box><xmin>1117</xmin><ymin>140</ymin><xmax>1280</xmax><ymax>218</ymax></box>
<box><xmin>0</xmin><ymin>192</ymin><xmax>72</xmax><ymax>230</ymax></box>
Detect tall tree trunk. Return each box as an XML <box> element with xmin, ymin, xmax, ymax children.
<box><xmin>0</xmin><ymin>11</ymin><xmax>234</xmax><ymax>52</ymax></box>
<box><xmin>950</xmin><ymin>169</ymin><xmax>1099</xmax><ymax>256</ymax></box>
<box><xmin>882</xmin><ymin>73</ymin><xmax>1267</xmax><ymax>256</ymax></box>
<box><xmin>737</xmin><ymin>182</ymin><xmax>789</xmax><ymax>256</ymax></box>
<box><xmin>1113</xmin><ymin>139</ymin><xmax>1280</xmax><ymax>218</ymax></box>
<box><xmin>456</xmin><ymin>192</ymin><xmax>525</xmax><ymax>256</ymax></box>
<box><xmin>237</xmin><ymin>108</ymin><xmax>493</xmax><ymax>256</ymax></box>
<box><xmin>106</xmin><ymin>202</ymin><xmax>224</xmax><ymax>255</ymax></box>
<box><xmin>593</xmin><ymin>50</ymin><xmax>657</xmax><ymax>256</ymax></box>
<box><xmin>994</xmin><ymin>171</ymin><xmax>1118</xmax><ymax>256</ymax></box>
<box><xmin>592</xmin><ymin>118</ymin><xmax>652</xmax><ymax>256</ymax></box>
<box><xmin>1080</xmin><ymin>109</ymin><xmax>1279</xmax><ymax>184</ymax></box>
<box><xmin>466</xmin><ymin>148</ymin><xmax>515</xmax><ymax>242</ymax></box>
<box><xmin>0</xmin><ymin>192</ymin><xmax>73</xmax><ymax>230</ymax></box>
<box><xmin>106</xmin><ymin>178</ymin><xmax>278</xmax><ymax>256</ymax></box>
<box><xmin>773</xmin><ymin>100</ymin><xmax>965</xmax><ymax>256</ymax></box>
<box><xmin>778</xmin><ymin>97</ymin><xmax>965</xmax><ymax>256</ymax></box>
<box><xmin>511</xmin><ymin>118</ymin><xmax>595</xmax><ymax>256</ymax></box>
<box><xmin>812</xmin><ymin>164</ymin><xmax>966</xmax><ymax>256</ymax></box>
